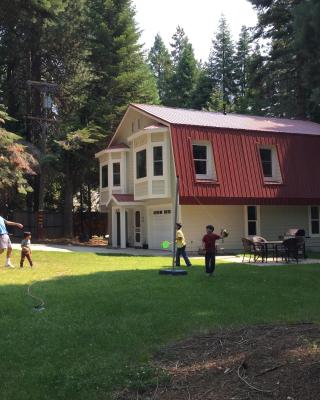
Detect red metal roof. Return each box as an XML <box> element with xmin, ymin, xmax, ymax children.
<box><xmin>113</xmin><ymin>194</ymin><xmax>135</xmax><ymax>203</ymax></box>
<box><xmin>171</xmin><ymin>125</ymin><xmax>320</xmax><ymax>205</ymax></box>
<box><xmin>132</xmin><ymin>104</ymin><xmax>320</xmax><ymax>136</ymax></box>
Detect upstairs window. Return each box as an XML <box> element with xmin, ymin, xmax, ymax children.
<box><xmin>101</xmin><ymin>165</ymin><xmax>108</xmax><ymax>188</ymax></box>
<box><xmin>310</xmin><ymin>206</ymin><xmax>320</xmax><ymax>235</ymax></box>
<box><xmin>259</xmin><ymin>146</ymin><xmax>282</xmax><ymax>183</ymax></box>
<box><xmin>113</xmin><ymin>163</ymin><xmax>120</xmax><ymax>186</ymax></box>
<box><xmin>192</xmin><ymin>142</ymin><xmax>216</xmax><ymax>180</ymax></box>
<box><xmin>259</xmin><ymin>148</ymin><xmax>272</xmax><ymax>178</ymax></box>
<box><xmin>153</xmin><ymin>146</ymin><xmax>163</xmax><ymax>176</ymax></box>
<box><xmin>193</xmin><ymin>144</ymin><xmax>207</xmax><ymax>175</ymax></box>
<box><xmin>136</xmin><ymin>149</ymin><xmax>147</xmax><ymax>179</ymax></box>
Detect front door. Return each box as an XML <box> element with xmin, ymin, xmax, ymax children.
<box><xmin>134</xmin><ymin>210</ymin><xmax>142</xmax><ymax>247</ymax></box>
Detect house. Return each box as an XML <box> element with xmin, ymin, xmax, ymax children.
<box><xmin>95</xmin><ymin>104</ymin><xmax>320</xmax><ymax>252</ymax></box>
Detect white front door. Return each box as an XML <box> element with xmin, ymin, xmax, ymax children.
<box><xmin>149</xmin><ymin>208</ymin><xmax>173</xmax><ymax>250</ymax></box>
<box><xmin>134</xmin><ymin>210</ymin><xmax>142</xmax><ymax>247</ymax></box>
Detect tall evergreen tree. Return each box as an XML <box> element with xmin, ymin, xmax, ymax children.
<box><xmin>86</xmin><ymin>0</ymin><xmax>158</xmax><ymax>132</ymax></box>
<box><xmin>294</xmin><ymin>0</ymin><xmax>320</xmax><ymax>121</ymax></box>
<box><xmin>207</xmin><ymin>15</ymin><xmax>235</xmax><ymax>110</ymax></box>
<box><xmin>166</xmin><ymin>27</ymin><xmax>199</xmax><ymax>107</ymax></box>
<box><xmin>248</xmin><ymin>0</ymin><xmax>307</xmax><ymax>118</ymax></box>
<box><xmin>170</xmin><ymin>26</ymin><xmax>188</xmax><ymax>67</ymax></box>
<box><xmin>234</xmin><ymin>26</ymin><xmax>252</xmax><ymax>113</ymax></box>
<box><xmin>148</xmin><ymin>34</ymin><xmax>172</xmax><ymax>104</ymax></box>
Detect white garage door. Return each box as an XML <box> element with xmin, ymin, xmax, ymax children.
<box><xmin>149</xmin><ymin>208</ymin><xmax>173</xmax><ymax>250</ymax></box>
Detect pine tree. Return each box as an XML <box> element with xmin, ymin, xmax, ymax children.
<box><xmin>294</xmin><ymin>0</ymin><xmax>320</xmax><ymax>121</ymax></box>
<box><xmin>234</xmin><ymin>26</ymin><xmax>252</xmax><ymax>113</ymax></box>
<box><xmin>248</xmin><ymin>0</ymin><xmax>307</xmax><ymax>118</ymax></box>
<box><xmin>86</xmin><ymin>0</ymin><xmax>159</xmax><ymax>132</ymax></box>
<box><xmin>166</xmin><ymin>27</ymin><xmax>199</xmax><ymax>107</ymax></box>
<box><xmin>148</xmin><ymin>34</ymin><xmax>172</xmax><ymax>104</ymax></box>
<box><xmin>170</xmin><ymin>26</ymin><xmax>188</xmax><ymax>67</ymax></box>
<box><xmin>207</xmin><ymin>15</ymin><xmax>235</xmax><ymax>110</ymax></box>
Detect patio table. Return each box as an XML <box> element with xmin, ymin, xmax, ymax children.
<box><xmin>262</xmin><ymin>240</ymin><xmax>283</xmax><ymax>262</ymax></box>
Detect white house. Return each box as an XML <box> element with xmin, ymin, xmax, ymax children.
<box><xmin>95</xmin><ymin>104</ymin><xmax>320</xmax><ymax>252</ymax></box>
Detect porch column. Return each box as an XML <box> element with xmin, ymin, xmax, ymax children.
<box><xmin>111</xmin><ymin>208</ymin><xmax>117</xmax><ymax>247</ymax></box>
<box><xmin>120</xmin><ymin>207</ymin><xmax>126</xmax><ymax>249</ymax></box>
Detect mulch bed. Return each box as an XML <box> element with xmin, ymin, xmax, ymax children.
<box><xmin>116</xmin><ymin>323</ymin><xmax>320</xmax><ymax>400</ymax></box>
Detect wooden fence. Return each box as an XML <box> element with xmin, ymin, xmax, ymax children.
<box><xmin>11</xmin><ymin>211</ymin><xmax>108</xmax><ymax>239</ymax></box>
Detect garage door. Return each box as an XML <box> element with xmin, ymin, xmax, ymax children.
<box><xmin>149</xmin><ymin>208</ymin><xmax>173</xmax><ymax>250</ymax></box>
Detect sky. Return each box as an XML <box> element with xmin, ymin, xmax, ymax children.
<box><xmin>132</xmin><ymin>0</ymin><xmax>258</xmax><ymax>61</ymax></box>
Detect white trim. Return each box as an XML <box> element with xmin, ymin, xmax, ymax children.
<box><xmin>108</xmin><ymin>104</ymin><xmax>170</xmax><ymax>148</ymax></box>
<box><xmin>95</xmin><ymin>149</ymin><xmax>108</xmax><ymax>158</ymax></box>
<box><xmin>308</xmin><ymin>205</ymin><xmax>320</xmax><ymax>237</ymax></box>
<box><xmin>128</xmin><ymin>127</ymin><xmax>168</xmax><ymax>142</ymax></box>
<box><xmin>106</xmin><ymin>147</ymin><xmax>130</xmax><ymax>153</ymax></box>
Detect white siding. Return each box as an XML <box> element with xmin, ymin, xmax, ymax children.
<box><xmin>260</xmin><ymin>206</ymin><xmax>320</xmax><ymax>252</ymax></box>
<box><xmin>181</xmin><ymin>205</ymin><xmax>245</xmax><ymax>252</ymax></box>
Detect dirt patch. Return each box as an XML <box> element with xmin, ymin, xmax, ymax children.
<box><xmin>116</xmin><ymin>323</ymin><xmax>320</xmax><ymax>399</ymax></box>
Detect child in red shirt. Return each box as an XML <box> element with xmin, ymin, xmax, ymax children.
<box><xmin>202</xmin><ymin>225</ymin><xmax>221</xmax><ymax>276</ymax></box>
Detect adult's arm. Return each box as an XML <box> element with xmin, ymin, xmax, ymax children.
<box><xmin>4</xmin><ymin>220</ymin><xmax>23</xmax><ymax>229</ymax></box>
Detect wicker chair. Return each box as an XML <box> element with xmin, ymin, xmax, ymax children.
<box><xmin>251</xmin><ymin>236</ymin><xmax>268</xmax><ymax>262</ymax></box>
<box><xmin>241</xmin><ymin>238</ymin><xmax>254</xmax><ymax>263</ymax></box>
<box><xmin>277</xmin><ymin>237</ymin><xmax>303</xmax><ymax>263</ymax></box>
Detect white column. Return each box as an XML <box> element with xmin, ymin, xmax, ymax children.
<box><xmin>111</xmin><ymin>208</ymin><xmax>117</xmax><ymax>247</ymax></box>
<box><xmin>120</xmin><ymin>208</ymin><xmax>126</xmax><ymax>249</ymax></box>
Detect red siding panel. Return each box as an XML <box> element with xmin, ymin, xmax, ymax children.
<box><xmin>171</xmin><ymin>125</ymin><xmax>320</xmax><ymax>205</ymax></box>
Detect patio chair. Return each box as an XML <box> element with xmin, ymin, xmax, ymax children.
<box><xmin>278</xmin><ymin>237</ymin><xmax>302</xmax><ymax>263</ymax></box>
<box><xmin>241</xmin><ymin>238</ymin><xmax>254</xmax><ymax>263</ymax></box>
<box><xmin>251</xmin><ymin>236</ymin><xmax>268</xmax><ymax>262</ymax></box>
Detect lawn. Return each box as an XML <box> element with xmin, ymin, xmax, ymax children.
<box><xmin>0</xmin><ymin>251</ymin><xmax>319</xmax><ymax>400</ymax></box>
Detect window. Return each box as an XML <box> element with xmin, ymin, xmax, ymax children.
<box><xmin>101</xmin><ymin>165</ymin><xmax>108</xmax><ymax>188</ymax></box>
<box><xmin>259</xmin><ymin>148</ymin><xmax>272</xmax><ymax>177</ymax></box>
<box><xmin>310</xmin><ymin>206</ymin><xmax>320</xmax><ymax>235</ymax></box>
<box><xmin>247</xmin><ymin>206</ymin><xmax>257</xmax><ymax>235</ymax></box>
<box><xmin>153</xmin><ymin>146</ymin><xmax>163</xmax><ymax>176</ymax></box>
<box><xmin>193</xmin><ymin>144</ymin><xmax>207</xmax><ymax>175</ymax></box>
<box><xmin>113</xmin><ymin>163</ymin><xmax>120</xmax><ymax>186</ymax></box>
<box><xmin>136</xmin><ymin>149</ymin><xmax>147</xmax><ymax>179</ymax></box>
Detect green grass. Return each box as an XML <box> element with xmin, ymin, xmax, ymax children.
<box><xmin>0</xmin><ymin>251</ymin><xmax>319</xmax><ymax>400</ymax></box>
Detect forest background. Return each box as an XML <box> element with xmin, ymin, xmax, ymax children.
<box><xmin>0</xmin><ymin>0</ymin><xmax>319</xmax><ymax>236</ymax></box>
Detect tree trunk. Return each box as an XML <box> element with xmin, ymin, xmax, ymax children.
<box><xmin>63</xmin><ymin>161</ymin><xmax>74</xmax><ymax>238</ymax></box>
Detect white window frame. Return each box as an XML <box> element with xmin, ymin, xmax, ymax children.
<box><xmin>309</xmin><ymin>206</ymin><xmax>320</xmax><ymax>237</ymax></box>
<box><xmin>192</xmin><ymin>141</ymin><xmax>216</xmax><ymax>181</ymax></box>
<box><xmin>112</xmin><ymin>161</ymin><xmax>121</xmax><ymax>187</ymax></box>
<box><xmin>259</xmin><ymin>145</ymin><xmax>282</xmax><ymax>183</ymax></box>
<box><xmin>244</xmin><ymin>205</ymin><xmax>261</xmax><ymax>237</ymax></box>
<box><xmin>151</xmin><ymin>143</ymin><xmax>164</xmax><ymax>178</ymax></box>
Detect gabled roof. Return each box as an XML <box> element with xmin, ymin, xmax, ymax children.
<box><xmin>107</xmin><ymin>143</ymin><xmax>129</xmax><ymax>150</ymax></box>
<box><xmin>131</xmin><ymin>104</ymin><xmax>320</xmax><ymax>136</ymax></box>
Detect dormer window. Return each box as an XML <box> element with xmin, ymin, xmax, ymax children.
<box><xmin>192</xmin><ymin>142</ymin><xmax>216</xmax><ymax>180</ymax></box>
<box><xmin>259</xmin><ymin>145</ymin><xmax>282</xmax><ymax>183</ymax></box>
<box><xmin>259</xmin><ymin>148</ymin><xmax>272</xmax><ymax>177</ymax></box>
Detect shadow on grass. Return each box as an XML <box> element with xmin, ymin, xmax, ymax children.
<box><xmin>0</xmin><ymin>262</ymin><xmax>319</xmax><ymax>400</ymax></box>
